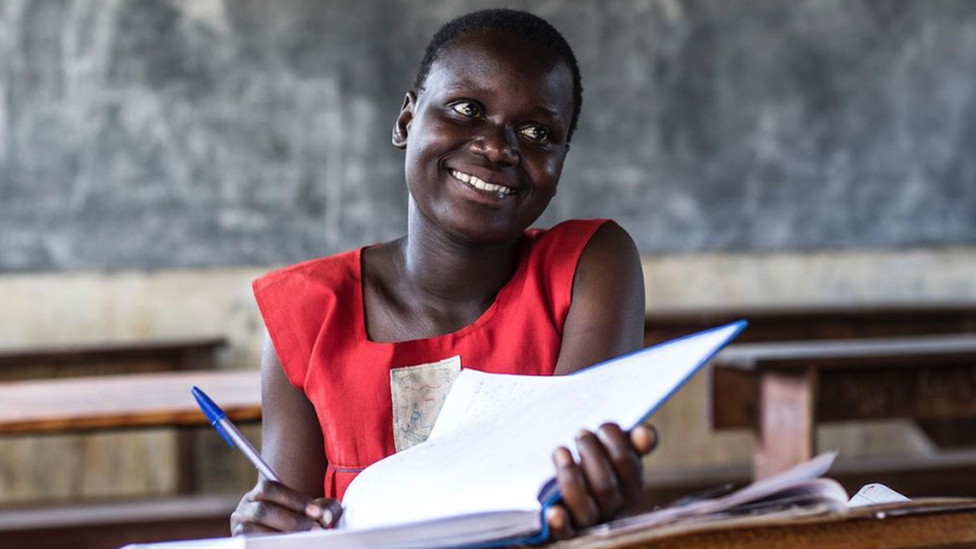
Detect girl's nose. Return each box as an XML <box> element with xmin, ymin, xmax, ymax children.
<box><xmin>470</xmin><ymin>125</ymin><xmax>519</xmax><ymax>166</ymax></box>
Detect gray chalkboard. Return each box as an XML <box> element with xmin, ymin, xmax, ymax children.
<box><xmin>1</xmin><ymin>0</ymin><xmax>975</xmax><ymax>272</ymax></box>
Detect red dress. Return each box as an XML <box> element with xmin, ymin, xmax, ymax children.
<box><xmin>253</xmin><ymin>219</ymin><xmax>609</xmax><ymax>500</ymax></box>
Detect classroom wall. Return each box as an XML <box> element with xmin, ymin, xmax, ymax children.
<box><xmin>2</xmin><ymin>0</ymin><xmax>976</xmax><ymax>273</ymax></box>
<box><xmin>2</xmin><ymin>0</ymin><xmax>975</xmax><ymax>503</ymax></box>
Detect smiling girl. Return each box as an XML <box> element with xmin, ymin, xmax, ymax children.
<box><xmin>232</xmin><ymin>8</ymin><xmax>652</xmax><ymax>540</ymax></box>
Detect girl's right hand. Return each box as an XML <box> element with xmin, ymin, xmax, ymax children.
<box><xmin>230</xmin><ymin>478</ymin><xmax>343</xmax><ymax>535</ymax></box>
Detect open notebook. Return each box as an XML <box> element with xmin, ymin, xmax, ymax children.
<box><xmin>126</xmin><ymin>321</ymin><xmax>747</xmax><ymax>549</ymax></box>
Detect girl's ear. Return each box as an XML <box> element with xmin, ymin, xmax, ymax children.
<box><xmin>392</xmin><ymin>91</ymin><xmax>417</xmax><ymax>149</ymax></box>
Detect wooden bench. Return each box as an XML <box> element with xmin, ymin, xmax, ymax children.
<box><xmin>0</xmin><ymin>495</ymin><xmax>240</xmax><ymax>549</ymax></box>
<box><xmin>0</xmin><ymin>337</ymin><xmax>228</xmax><ymax>381</ymax></box>
<box><xmin>643</xmin><ymin>304</ymin><xmax>976</xmax><ymax>499</ymax></box>
<box><xmin>0</xmin><ymin>369</ymin><xmax>261</xmax><ymax>490</ymax></box>
<box><xmin>0</xmin><ymin>369</ymin><xmax>261</xmax><ymax>549</ymax></box>
<box><xmin>0</xmin><ymin>337</ymin><xmax>228</xmax><ymax>493</ymax></box>
<box><xmin>645</xmin><ymin>303</ymin><xmax>976</xmax><ymax>345</ymax></box>
<box><xmin>0</xmin><ymin>369</ymin><xmax>261</xmax><ymax>434</ymax></box>
<box><xmin>0</xmin><ymin>337</ymin><xmax>229</xmax><ymax>490</ymax></box>
<box><xmin>711</xmin><ymin>334</ymin><xmax>976</xmax><ymax>479</ymax></box>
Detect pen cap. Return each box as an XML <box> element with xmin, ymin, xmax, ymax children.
<box><xmin>192</xmin><ymin>386</ymin><xmax>226</xmax><ymax>424</ymax></box>
<box><xmin>192</xmin><ymin>386</ymin><xmax>235</xmax><ymax>447</ymax></box>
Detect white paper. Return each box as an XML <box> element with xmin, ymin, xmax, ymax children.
<box><xmin>122</xmin><ymin>537</ymin><xmax>245</xmax><ymax>549</ymax></box>
<box><xmin>594</xmin><ymin>451</ymin><xmax>845</xmax><ymax>533</ymax></box>
<box><xmin>339</xmin><ymin>322</ymin><xmax>745</xmax><ymax>530</ymax></box>
<box><xmin>849</xmin><ymin>483</ymin><xmax>910</xmax><ymax>507</ymax></box>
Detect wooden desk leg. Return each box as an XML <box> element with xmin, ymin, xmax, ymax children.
<box><xmin>176</xmin><ymin>427</ymin><xmax>199</xmax><ymax>494</ymax></box>
<box><xmin>754</xmin><ymin>368</ymin><xmax>817</xmax><ymax>479</ymax></box>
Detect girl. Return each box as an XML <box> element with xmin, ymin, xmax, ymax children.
<box><xmin>232</xmin><ymin>8</ymin><xmax>654</xmax><ymax>540</ymax></box>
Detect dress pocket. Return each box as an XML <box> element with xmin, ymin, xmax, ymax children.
<box><xmin>389</xmin><ymin>355</ymin><xmax>462</xmax><ymax>452</ymax></box>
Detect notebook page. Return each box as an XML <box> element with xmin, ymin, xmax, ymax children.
<box><xmin>339</xmin><ymin>322</ymin><xmax>744</xmax><ymax>531</ymax></box>
<box><xmin>849</xmin><ymin>483</ymin><xmax>910</xmax><ymax>507</ymax></box>
<box><xmin>123</xmin><ymin>537</ymin><xmax>246</xmax><ymax>549</ymax></box>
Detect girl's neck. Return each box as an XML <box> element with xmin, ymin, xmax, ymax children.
<box><xmin>400</xmin><ymin>206</ymin><xmax>521</xmax><ymax>307</ymax></box>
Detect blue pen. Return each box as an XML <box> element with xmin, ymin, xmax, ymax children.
<box><xmin>192</xmin><ymin>386</ymin><xmax>282</xmax><ymax>482</ymax></box>
<box><xmin>192</xmin><ymin>386</ymin><xmax>337</xmax><ymax>527</ymax></box>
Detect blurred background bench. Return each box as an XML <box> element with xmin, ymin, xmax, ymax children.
<box><xmin>0</xmin><ymin>339</ymin><xmax>256</xmax><ymax>549</ymax></box>
<box><xmin>639</xmin><ymin>304</ymin><xmax>976</xmax><ymax>508</ymax></box>
<box><xmin>644</xmin><ymin>303</ymin><xmax>976</xmax><ymax>346</ymax></box>
<box><xmin>712</xmin><ymin>334</ymin><xmax>976</xmax><ymax>478</ymax></box>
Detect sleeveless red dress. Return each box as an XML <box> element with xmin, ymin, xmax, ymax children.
<box><xmin>253</xmin><ymin>219</ymin><xmax>609</xmax><ymax>500</ymax></box>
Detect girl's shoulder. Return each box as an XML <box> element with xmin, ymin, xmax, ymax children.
<box><xmin>522</xmin><ymin>218</ymin><xmax>613</xmax><ymax>268</ymax></box>
<box><xmin>252</xmin><ymin>249</ymin><xmax>367</xmax><ymax>389</ymax></box>
<box><xmin>253</xmin><ymin>248</ymin><xmax>362</xmax><ymax>297</ymax></box>
<box><xmin>525</xmin><ymin>218</ymin><xmax>610</xmax><ymax>242</ymax></box>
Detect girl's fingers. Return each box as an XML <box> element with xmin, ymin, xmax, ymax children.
<box><xmin>546</xmin><ymin>504</ymin><xmax>576</xmax><ymax>541</ymax></box>
<box><xmin>315</xmin><ymin>497</ymin><xmax>345</xmax><ymax>527</ymax></box>
<box><xmin>233</xmin><ymin>521</ymin><xmax>278</xmax><ymax>535</ymax></box>
<box><xmin>230</xmin><ymin>480</ymin><xmax>336</xmax><ymax>534</ymax></box>
<box><xmin>233</xmin><ymin>500</ymin><xmax>323</xmax><ymax>533</ymax></box>
<box><xmin>630</xmin><ymin>424</ymin><xmax>658</xmax><ymax>456</ymax></box>
<box><xmin>552</xmin><ymin>446</ymin><xmax>600</xmax><ymax>529</ymax></box>
<box><xmin>250</xmin><ymin>479</ymin><xmax>325</xmax><ymax>521</ymax></box>
<box><xmin>596</xmin><ymin>423</ymin><xmax>644</xmax><ymax>506</ymax></box>
<box><xmin>575</xmin><ymin>430</ymin><xmax>625</xmax><ymax>519</ymax></box>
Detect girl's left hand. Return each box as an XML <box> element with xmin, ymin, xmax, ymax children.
<box><xmin>547</xmin><ymin>423</ymin><xmax>658</xmax><ymax>540</ymax></box>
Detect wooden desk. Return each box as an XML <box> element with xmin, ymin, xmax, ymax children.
<box><xmin>7</xmin><ymin>500</ymin><xmax>975</xmax><ymax>549</ymax></box>
<box><xmin>0</xmin><ymin>337</ymin><xmax>228</xmax><ymax>381</ymax></box>
<box><xmin>556</xmin><ymin>500</ymin><xmax>976</xmax><ymax>549</ymax></box>
<box><xmin>0</xmin><ymin>370</ymin><xmax>261</xmax><ymax>435</ymax></box>
<box><xmin>0</xmin><ymin>337</ymin><xmax>229</xmax><ymax>493</ymax></box>
<box><xmin>712</xmin><ymin>334</ymin><xmax>976</xmax><ymax>479</ymax></box>
<box><xmin>0</xmin><ymin>495</ymin><xmax>239</xmax><ymax>549</ymax></box>
<box><xmin>645</xmin><ymin>303</ymin><xmax>976</xmax><ymax>346</ymax></box>
<box><xmin>0</xmin><ymin>370</ymin><xmax>260</xmax><ymax>549</ymax></box>
<box><xmin>0</xmin><ymin>369</ymin><xmax>260</xmax><ymax>495</ymax></box>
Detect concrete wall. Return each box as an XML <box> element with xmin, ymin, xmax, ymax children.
<box><xmin>3</xmin><ymin>0</ymin><xmax>976</xmax><ymax>273</ymax></box>
<box><xmin>2</xmin><ymin>0</ymin><xmax>975</xmax><ymax>505</ymax></box>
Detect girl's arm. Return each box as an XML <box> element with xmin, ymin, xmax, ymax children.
<box><xmin>230</xmin><ymin>334</ymin><xmax>339</xmax><ymax>534</ymax></box>
<box><xmin>549</xmin><ymin>221</ymin><xmax>655</xmax><ymax>539</ymax></box>
<box><xmin>555</xmin><ymin>220</ymin><xmax>646</xmax><ymax>375</ymax></box>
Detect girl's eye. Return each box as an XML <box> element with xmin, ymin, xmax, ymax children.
<box><xmin>520</xmin><ymin>126</ymin><xmax>551</xmax><ymax>144</ymax></box>
<box><xmin>451</xmin><ymin>101</ymin><xmax>482</xmax><ymax>118</ymax></box>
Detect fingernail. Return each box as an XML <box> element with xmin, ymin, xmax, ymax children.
<box><xmin>322</xmin><ymin>509</ymin><xmax>334</xmax><ymax>526</ymax></box>
<box><xmin>576</xmin><ymin>429</ymin><xmax>589</xmax><ymax>440</ymax></box>
<box><xmin>547</xmin><ymin>507</ymin><xmax>564</xmax><ymax>530</ymax></box>
<box><xmin>309</xmin><ymin>524</ymin><xmax>324</xmax><ymax>531</ymax></box>
<box><xmin>554</xmin><ymin>448</ymin><xmax>572</xmax><ymax>467</ymax></box>
<box><xmin>306</xmin><ymin>502</ymin><xmax>322</xmax><ymax>519</ymax></box>
<box><xmin>647</xmin><ymin>424</ymin><xmax>659</xmax><ymax>445</ymax></box>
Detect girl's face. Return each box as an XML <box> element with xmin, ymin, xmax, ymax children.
<box><xmin>394</xmin><ymin>30</ymin><xmax>575</xmax><ymax>244</ymax></box>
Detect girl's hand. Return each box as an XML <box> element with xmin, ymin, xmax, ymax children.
<box><xmin>547</xmin><ymin>423</ymin><xmax>657</xmax><ymax>540</ymax></box>
<box><xmin>230</xmin><ymin>478</ymin><xmax>342</xmax><ymax>535</ymax></box>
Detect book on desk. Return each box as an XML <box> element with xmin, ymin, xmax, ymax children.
<box><xmin>123</xmin><ymin>321</ymin><xmax>948</xmax><ymax>549</ymax></box>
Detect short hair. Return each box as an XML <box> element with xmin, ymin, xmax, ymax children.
<box><xmin>413</xmin><ymin>8</ymin><xmax>584</xmax><ymax>142</ymax></box>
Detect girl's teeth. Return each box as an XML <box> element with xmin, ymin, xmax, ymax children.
<box><xmin>451</xmin><ymin>170</ymin><xmax>514</xmax><ymax>195</ymax></box>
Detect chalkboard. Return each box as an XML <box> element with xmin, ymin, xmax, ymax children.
<box><xmin>1</xmin><ymin>0</ymin><xmax>975</xmax><ymax>272</ymax></box>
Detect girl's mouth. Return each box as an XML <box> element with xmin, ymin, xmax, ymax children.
<box><xmin>450</xmin><ymin>169</ymin><xmax>517</xmax><ymax>197</ymax></box>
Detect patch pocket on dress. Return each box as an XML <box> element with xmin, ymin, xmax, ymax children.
<box><xmin>390</xmin><ymin>355</ymin><xmax>461</xmax><ymax>452</ymax></box>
